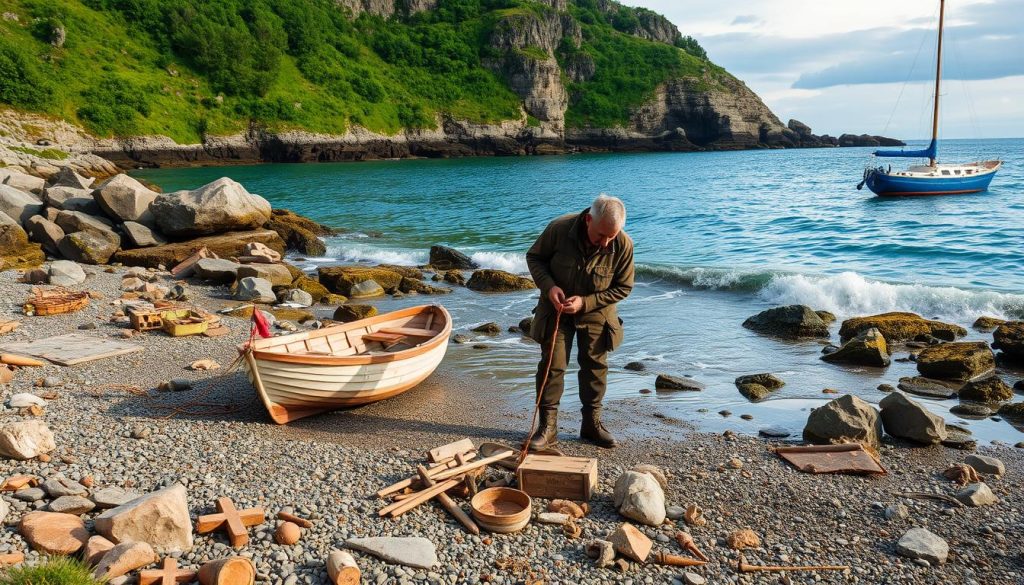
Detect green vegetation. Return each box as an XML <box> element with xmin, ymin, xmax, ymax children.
<box><xmin>0</xmin><ymin>0</ymin><xmax>716</xmax><ymax>140</ymax></box>
<box><xmin>0</xmin><ymin>557</ymin><xmax>104</xmax><ymax>585</ymax></box>
<box><xmin>10</xmin><ymin>145</ymin><xmax>70</xmax><ymax>158</ymax></box>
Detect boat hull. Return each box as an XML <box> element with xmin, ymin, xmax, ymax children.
<box><xmin>865</xmin><ymin>163</ymin><xmax>1000</xmax><ymax>196</ymax></box>
<box><xmin>241</xmin><ymin>305</ymin><xmax>451</xmax><ymax>424</ymax></box>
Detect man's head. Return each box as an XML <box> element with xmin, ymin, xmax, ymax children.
<box><xmin>584</xmin><ymin>193</ymin><xmax>626</xmax><ymax>249</ymax></box>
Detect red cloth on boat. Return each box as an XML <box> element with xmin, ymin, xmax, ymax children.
<box><xmin>251</xmin><ymin>308</ymin><xmax>272</xmax><ymax>339</ymax></box>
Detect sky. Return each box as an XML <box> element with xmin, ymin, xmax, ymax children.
<box><xmin>629</xmin><ymin>0</ymin><xmax>1023</xmax><ymax>139</ymax></box>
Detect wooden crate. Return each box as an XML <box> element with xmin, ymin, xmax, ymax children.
<box><xmin>516</xmin><ymin>455</ymin><xmax>597</xmax><ymax>501</ymax></box>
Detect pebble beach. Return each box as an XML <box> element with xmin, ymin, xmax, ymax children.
<box><xmin>2</xmin><ymin>267</ymin><xmax>1023</xmax><ymax>585</ymax></box>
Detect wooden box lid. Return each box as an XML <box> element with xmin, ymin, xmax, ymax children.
<box><xmin>518</xmin><ymin>454</ymin><xmax>597</xmax><ymax>473</ymax></box>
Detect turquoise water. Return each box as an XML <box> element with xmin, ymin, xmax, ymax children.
<box><xmin>135</xmin><ymin>139</ymin><xmax>1024</xmax><ymax>443</ymax></box>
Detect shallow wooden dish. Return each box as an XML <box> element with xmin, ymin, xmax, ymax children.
<box><xmin>470</xmin><ymin>487</ymin><xmax>531</xmax><ymax>534</ymax></box>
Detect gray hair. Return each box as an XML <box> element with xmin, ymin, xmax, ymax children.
<box><xmin>589</xmin><ymin>193</ymin><xmax>626</xmax><ymax>228</ymax></box>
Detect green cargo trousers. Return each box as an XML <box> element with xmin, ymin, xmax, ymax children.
<box><xmin>536</xmin><ymin>318</ymin><xmax>607</xmax><ymax>412</ymax></box>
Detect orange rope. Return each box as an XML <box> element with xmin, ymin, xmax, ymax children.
<box><xmin>518</xmin><ymin>307</ymin><xmax>563</xmax><ymax>464</ymax></box>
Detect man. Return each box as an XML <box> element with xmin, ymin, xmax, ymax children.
<box><xmin>525</xmin><ymin>194</ymin><xmax>634</xmax><ymax>450</ymax></box>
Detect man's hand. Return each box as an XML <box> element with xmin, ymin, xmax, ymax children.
<box><xmin>548</xmin><ymin>286</ymin><xmax>566</xmax><ymax>307</ymax></box>
<box><xmin>562</xmin><ymin>296</ymin><xmax>584</xmax><ymax>314</ymax></box>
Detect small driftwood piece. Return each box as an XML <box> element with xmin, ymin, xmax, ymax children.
<box><xmin>376</xmin><ymin>452</ymin><xmax>477</xmax><ymax>498</ymax></box>
<box><xmin>378</xmin><ymin>478</ymin><xmax>462</xmax><ymax>517</ymax></box>
<box><xmin>416</xmin><ymin>464</ymin><xmax>480</xmax><ymax>534</ymax></box>
<box><xmin>277</xmin><ymin>511</ymin><xmax>313</xmax><ymax>528</ymax></box>
<box><xmin>653</xmin><ymin>552</ymin><xmax>706</xmax><ymax>567</ymax></box>
<box><xmin>139</xmin><ymin>557</ymin><xmax>198</xmax><ymax>585</ymax></box>
<box><xmin>327</xmin><ymin>550</ymin><xmax>360</xmax><ymax>585</ymax></box>
<box><xmin>198</xmin><ymin>557</ymin><xmax>255</xmax><ymax>585</ymax></box>
<box><xmin>896</xmin><ymin>491</ymin><xmax>965</xmax><ymax>508</ymax></box>
<box><xmin>428</xmin><ymin>438</ymin><xmax>475</xmax><ymax>463</ymax></box>
<box><xmin>674</xmin><ymin>532</ymin><xmax>709</xmax><ymax>562</ymax></box>
<box><xmin>736</xmin><ymin>555</ymin><xmax>850</xmax><ymax>573</ymax></box>
<box><xmin>429</xmin><ymin>450</ymin><xmax>515</xmax><ymax>481</ymax></box>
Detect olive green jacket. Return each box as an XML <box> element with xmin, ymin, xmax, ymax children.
<box><xmin>526</xmin><ymin>209</ymin><xmax>634</xmax><ymax>350</ymax></box>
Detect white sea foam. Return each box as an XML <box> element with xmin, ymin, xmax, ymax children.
<box><xmin>470</xmin><ymin>251</ymin><xmax>529</xmax><ymax>273</ymax></box>
<box><xmin>759</xmin><ymin>271</ymin><xmax>1024</xmax><ymax>322</ymax></box>
<box><xmin>325</xmin><ymin>243</ymin><xmax>427</xmax><ymax>266</ymax></box>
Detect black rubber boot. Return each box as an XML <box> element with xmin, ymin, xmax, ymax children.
<box><xmin>580</xmin><ymin>409</ymin><xmax>617</xmax><ymax>448</ymax></box>
<box><xmin>528</xmin><ymin>409</ymin><xmax>559</xmax><ymax>452</ymax></box>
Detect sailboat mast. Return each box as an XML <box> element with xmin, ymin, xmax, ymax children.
<box><xmin>930</xmin><ymin>0</ymin><xmax>945</xmax><ymax>167</ymax></box>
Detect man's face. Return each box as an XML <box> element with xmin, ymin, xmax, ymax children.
<box><xmin>585</xmin><ymin>213</ymin><xmax>620</xmax><ymax>249</ymax></box>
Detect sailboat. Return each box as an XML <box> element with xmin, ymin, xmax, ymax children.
<box><xmin>858</xmin><ymin>0</ymin><xmax>1001</xmax><ymax>196</ymax></box>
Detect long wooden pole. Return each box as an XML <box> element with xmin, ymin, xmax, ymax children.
<box><xmin>930</xmin><ymin>0</ymin><xmax>945</xmax><ymax>167</ymax></box>
<box><xmin>416</xmin><ymin>465</ymin><xmax>480</xmax><ymax>535</ymax></box>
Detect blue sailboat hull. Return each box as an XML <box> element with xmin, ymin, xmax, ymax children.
<box><xmin>863</xmin><ymin>166</ymin><xmax>999</xmax><ymax>196</ymax></box>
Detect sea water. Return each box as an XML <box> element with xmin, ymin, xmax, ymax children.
<box><xmin>134</xmin><ymin>138</ymin><xmax>1024</xmax><ymax>443</ymax></box>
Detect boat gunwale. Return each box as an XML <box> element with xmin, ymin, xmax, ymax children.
<box><xmin>242</xmin><ymin>305</ymin><xmax>452</xmax><ymax>366</ymax></box>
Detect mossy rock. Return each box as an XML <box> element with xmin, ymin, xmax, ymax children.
<box><xmin>399</xmin><ymin>276</ymin><xmax>451</xmax><ymax>295</ymax></box>
<box><xmin>958</xmin><ymin>375</ymin><xmax>1013</xmax><ymax>402</ymax></box>
<box><xmin>334</xmin><ymin>304</ymin><xmax>378</xmax><ymax>322</ymax></box>
<box><xmin>737</xmin><ymin>383</ymin><xmax>771</xmax><ymax>401</ymax></box>
<box><xmin>292</xmin><ymin>276</ymin><xmax>329</xmax><ymax>303</ymax></box>
<box><xmin>997</xmin><ymin>402</ymin><xmax>1024</xmax><ymax>418</ymax></box>
<box><xmin>0</xmin><ymin>217</ymin><xmax>46</xmax><ymax>269</ymax></box>
<box><xmin>839</xmin><ymin>312</ymin><xmax>966</xmax><ymax>343</ymax></box>
<box><xmin>283</xmin><ymin>263</ymin><xmax>305</xmax><ymax>282</ymax></box>
<box><xmin>465</xmin><ymin>269</ymin><xmax>535</xmax><ymax>292</ymax></box>
<box><xmin>318</xmin><ymin>266</ymin><xmax>404</xmax><ymax>295</ymax></box>
<box><xmin>323</xmin><ymin>293</ymin><xmax>348</xmax><ymax>305</ymax></box>
<box><xmin>815</xmin><ymin>310</ymin><xmax>837</xmax><ymax>325</ymax></box>
<box><xmin>916</xmin><ymin>341</ymin><xmax>995</xmax><ymax>381</ymax></box>
<box><xmin>735</xmin><ymin>373</ymin><xmax>785</xmax><ymax>390</ymax></box>
<box><xmin>265</xmin><ymin>209</ymin><xmax>332</xmax><ymax>256</ymax></box>
<box><xmin>378</xmin><ymin>264</ymin><xmax>424</xmax><ymax>280</ymax></box>
<box><xmin>443</xmin><ymin>269</ymin><xmax>466</xmax><ymax>285</ymax></box>
<box><xmin>993</xmin><ymin>321</ymin><xmax>1024</xmax><ymax>361</ymax></box>
<box><xmin>973</xmin><ymin>316</ymin><xmax>1006</xmax><ymax>331</ymax></box>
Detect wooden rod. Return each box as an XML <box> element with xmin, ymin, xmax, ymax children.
<box><xmin>277</xmin><ymin>511</ymin><xmax>312</xmax><ymax>528</ymax></box>
<box><xmin>376</xmin><ymin>452</ymin><xmax>477</xmax><ymax>498</ymax></box>
<box><xmin>429</xmin><ymin>450</ymin><xmax>515</xmax><ymax>482</ymax></box>
<box><xmin>416</xmin><ymin>465</ymin><xmax>480</xmax><ymax>535</ymax></box>
<box><xmin>385</xmin><ymin>478</ymin><xmax>462</xmax><ymax>518</ymax></box>
<box><xmin>653</xmin><ymin>552</ymin><xmax>706</xmax><ymax>567</ymax></box>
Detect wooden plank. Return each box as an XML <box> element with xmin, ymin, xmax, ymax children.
<box><xmin>428</xmin><ymin>438</ymin><xmax>475</xmax><ymax>463</ymax></box>
<box><xmin>363</xmin><ymin>332</ymin><xmax>407</xmax><ymax>343</ymax></box>
<box><xmin>0</xmin><ymin>334</ymin><xmax>143</xmax><ymax>366</ymax></box>
<box><xmin>379</xmin><ymin>327</ymin><xmax>436</xmax><ymax>337</ymax></box>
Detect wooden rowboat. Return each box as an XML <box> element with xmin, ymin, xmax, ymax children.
<box><xmin>241</xmin><ymin>305</ymin><xmax>451</xmax><ymax>424</ymax></box>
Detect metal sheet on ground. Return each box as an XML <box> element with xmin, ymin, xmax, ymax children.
<box><xmin>775</xmin><ymin>444</ymin><xmax>886</xmax><ymax>475</ymax></box>
<box><xmin>0</xmin><ymin>333</ymin><xmax>143</xmax><ymax>366</ymax></box>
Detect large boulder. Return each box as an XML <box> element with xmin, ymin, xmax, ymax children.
<box><xmin>44</xmin><ymin>186</ymin><xmax>102</xmax><ymax>215</ymax></box>
<box><xmin>916</xmin><ymin>342</ymin><xmax>995</xmax><ymax>381</ymax></box>
<box><xmin>821</xmin><ymin>327</ymin><xmax>890</xmax><ymax>367</ymax></box>
<box><xmin>264</xmin><ymin>208</ymin><xmax>331</xmax><ymax>256</ymax></box>
<box><xmin>152</xmin><ymin>177</ymin><xmax>271</xmax><ymax>237</ymax></box>
<box><xmin>19</xmin><ymin>511</ymin><xmax>89</xmax><ymax>555</ymax></box>
<box><xmin>25</xmin><ymin>216</ymin><xmax>65</xmax><ymax>255</ymax></box>
<box><xmin>48</xmin><ymin>260</ymin><xmax>87</xmax><ymax>286</ymax></box>
<box><xmin>193</xmin><ymin>258</ymin><xmax>241</xmax><ymax>283</ymax></box>
<box><xmin>93</xmin><ymin>483</ymin><xmax>193</xmax><ymax>553</ymax></box>
<box><xmin>466</xmin><ymin>269</ymin><xmax>535</xmax><ymax>292</ymax></box>
<box><xmin>839</xmin><ymin>312</ymin><xmax>966</xmax><ymax>343</ymax></box>
<box><xmin>237</xmin><ymin>263</ymin><xmax>293</xmax><ymax>287</ymax></box>
<box><xmin>742</xmin><ymin>305</ymin><xmax>829</xmax><ymax>338</ymax></box>
<box><xmin>58</xmin><ymin>230</ymin><xmax>119</xmax><ymax>265</ymax></box>
<box><xmin>121</xmin><ymin>221</ymin><xmax>166</xmax><ymax>248</ymax></box>
<box><xmin>333</xmin><ymin>304</ymin><xmax>378</xmax><ymax>322</ymax></box>
<box><xmin>958</xmin><ymin>375</ymin><xmax>1013</xmax><ymax>402</ymax></box>
<box><xmin>612</xmin><ymin>471</ymin><xmax>666</xmax><ymax>526</ymax></box>
<box><xmin>0</xmin><ymin>168</ymin><xmax>45</xmax><ymax>193</ymax></box>
<box><xmin>55</xmin><ymin>210</ymin><xmax>118</xmax><ymax>240</ymax></box>
<box><xmin>234</xmin><ymin>277</ymin><xmax>276</xmax><ymax>303</ymax></box>
<box><xmin>49</xmin><ymin>166</ymin><xmax>94</xmax><ymax>189</ymax></box>
<box><xmin>111</xmin><ymin>230</ymin><xmax>284</xmax><ymax>268</ymax></box>
<box><xmin>92</xmin><ymin>174</ymin><xmax>159</xmax><ymax>226</ymax></box>
<box><xmin>429</xmin><ymin>245</ymin><xmax>477</xmax><ymax>270</ymax></box>
<box><xmin>879</xmin><ymin>392</ymin><xmax>946</xmax><ymax>444</ymax></box>
<box><xmin>0</xmin><ymin>419</ymin><xmax>56</xmax><ymax>459</ymax></box>
<box><xmin>318</xmin><ymin>266</ymin><xmax>405</xmax><ymax>295</ymax></box>
<box><xmin>0</xmin><ymin>183</ymin><xmax>43</xmax><ymax>225</ymax></box>
<box><xmin>349</xmin><ymin>279</ymin><xmax>385</xmax><ymax>299</ymax></box>
<box><xmin>803</xmin><ymin>394</ymin><xmax>883</xmax><ymax>449</ymax></box>
<box><xmin>992</xmin><ymin>321</ymin><xmax>1024</xmax><ymax>362</ymax></box>
<box><xmin>0</xmin><ymin>211</ymin><xmax>45</xmax><ymax>267</ymax></box>
<box><xmin>291</xmin><ymin>276</ymin><xmax>329</xmax><ymax>303</ymax></box>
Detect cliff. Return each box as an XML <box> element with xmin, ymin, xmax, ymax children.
<box><xmin>0</xmin><ymin>0</ymin><xmax>901</xmax><ymax>168</ymax></box>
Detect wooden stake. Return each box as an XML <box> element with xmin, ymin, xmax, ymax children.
<box><xmin>737</xmin><ymin>555</ymin><xmax>849</xmax><ymax>573</ymax></box>
<box><xmin>428</xmin><ymin>438</ymin><xmax>474</xmax><ymax>463</ymax></box>
<box><xmin>139</xmin><ymin>557</ymin><xmax>198</xmax><ymax>585</ymax></box>
<box><xmin>379</xmin><ymin>478</ymin><xmax>461</xmax><ymax>517</ymax></box>
<box><xmin>429</xmin><ymin>450</ymin><xmax>515</xmax><ymax>482</ymax></box>
<box><xmin>653</xmin><ymin>552</ymin><xmax>707</xmax><ymax>567</ymax></box>
<box><xmin>376</xmin><ymin>452</ymin><xmax>477</xmax><ymax>498</ymax></box>
<box><xmin>277</xmin><ymin>511</ymin><xmax>313</xmax><ymax>528</ymax></box>
<box><xmin>327</xmin><ymin>550</ymin><xmax>360</xmax><ymax>585</ymax></box>
<box><xmin>416</xmin><ymin>464</ymin><xmax>479</xmax><ymax>535</ymax></box>
<box><xmin>196</xmin><ymin>497</ymin><xmax>265</xmax><ymax>548</ymax></box>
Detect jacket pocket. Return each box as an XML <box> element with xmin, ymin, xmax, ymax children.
<box><xmin>529</xmin><ymin>302</ymin><xmax>551</xmax><ymax>344</ymax></box>
<box><xmin>592</xmin><ymin>265</ymin><xmax>614</xmax><ymax>292</ymax></box>
<box><xmin>604</xmin><ymin>316</ymin><xmax>624</xmax><ymax>352</ymax></box>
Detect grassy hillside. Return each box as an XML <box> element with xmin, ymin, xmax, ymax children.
<box><xmin>0</xmin><ymin>0</ymin><xmax>715</xmax><ymax>142</ymax></box>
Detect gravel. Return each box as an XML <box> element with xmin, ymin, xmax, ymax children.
<box><xmin>1</xmin><ymin>266</ymin><xmax>1023</xmax><ymax>584</ymax></box>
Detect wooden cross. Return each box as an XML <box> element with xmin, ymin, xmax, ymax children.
<box><xmin>139</xmin><ymin>557</ymin><xmax>198</xmax><ymax>585</ymax></box>
<box><xmin>196</xmin><ymin>497</ymin><xmax>265</xmax><ymax>548</ymax></box>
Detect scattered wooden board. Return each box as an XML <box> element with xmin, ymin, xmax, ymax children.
<box><xmin>0</xmin><ymin>334</ymin><xmax>143</xmax><ymax>366</ymax></box>
<box><xmin>775</xmin><ymin>444</ymin><xmax>886</xmax><ymax>475</ymax></box>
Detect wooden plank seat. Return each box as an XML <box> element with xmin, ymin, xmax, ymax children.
<box><xmin>378</xmin><ymin>327</ymin><xmax>437</xmax><ymax>337</ymax></box>
<box><xmin>362</xmin><ymin>332</ymin><xmax>407</xmax><ymax>344</ymax></box>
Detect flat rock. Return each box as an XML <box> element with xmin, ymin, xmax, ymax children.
<box><xmin>742</xmin><ymin>304</ymin><xmax>829</xmax><ymax>338</ymax></box>
<box><xmin>58</xmin><ymin>230</ymin><xmax>120</xmax><ymax>265</ymax></box>
<box><xmin>92</xmin><ymin>540</ymin><xmax>156</xmax><ymax>580</ymax></box>
<box><xmin>122</xmin><ymin>221</ymin><xmax>166</xmax><ymax>248</ymax></box>
<box><xmin>735</xmin><ymin>373</ymin><xmax>785</xmax><ymax>390</ymax></box>
<box><xmin>897</xmin><ymin>376</ymin><xmax>959</xmax><ymax>399</ymax></box>
<box><xmin>896</xmin><ymin>528</ymin><xmax>948</xmax><ymax>565</ymax></box>
<box><xmin>237</xmin><ymin>263</ymin><xmax>293</xmax><ymax>287</ymax></box>
<box><xmin>49</xmin><ymin>495</ymin><xmax>96</xmax><ymax>515</ymax></box>
<box><xmin>916</xmin><ymin>341</ymin><xmax>995</xmax><ymax>381</ymax></box>
<box><xmin>0</xmin><ymin>419</ymin><xmax>56</xmax><ymax>460</ymax></box>
<box><xmin>94</xmin><ymin>483</ymin><xmax>193</xmax><ymax>553</ymax></box>
<box><xmin>112</xmin><ymin>230</ymin><xmax>285</xmax><ymax>269</ymax></box>
<box><xmin>950</xmin><ymin>403</ymin><xmax>993</xmax><ymax>417</ymax></box>
<box><xmin>234</xmin><ymin>277</ymin><xmax>276</xmax><ymax>303</ymax></box>
<box><xmin>15</xmin><ymin>487</ymin><xmax>45</xmax><ymax>501</ymax></box>
<box><xmin>19</xmin><ymin>511</ymin><xmax>89</xmax><ymax>555</ymax></box>
<box><xmin>879</xmin><ymin>391</ymin><xmax>946</xmax><ymax>444</ymax></box>
<box><xmin>955</xmin><ymin>482</ymin><xmax>998</xmax><ymax>507</ymax></box>
<box><xmin>43</xmin><ymin>476</ymin><xmax>88</xmax><ymax>497</ymax></box>
<box><xmin>344</xmin><ymin>537</ymin><xmax>437</xmax><ymax>569</ymax></box>
<box><xmin>965</xmin><ymin>454</ymin><xmax>1005</xmax><ymax>476</ymax></box>
<box><xmin>803</xmin><ymin>394</ymin><xmax>882</xmax><ymax>449</ymax></box>
<box><xmin>0</xmin><ymin>183</ymin><xmax>43</xmax><ymax>225</ymax></box>
<box><xmin>758</xmin><ymin>425</ymin><xmax>791</xmax><ymax>438</ymax></box>
<box><xmin>193</xmin><ymin>258</ymin><xmax>241</xmax><ymax>283</ymax></box>
<box><xmin>0</xmin><ymin>168</ymin><xmax>45</xmax><ymax>193</ymax></box>
<box><xmin>655</xmin><ymin>374</ymin><xmax>705</xmax><ymax>392</ymax></box>
<box><xmin>840</xmin><ymin>312</ymin><xmax>965</xmax><ymax>343</ymax></box>
<box><xmin>84</xmin><ymin>535</ymin><xmax>115</xmax><ymax>566</ymax></box>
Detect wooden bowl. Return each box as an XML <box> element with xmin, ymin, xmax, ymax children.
<box><xmin>471</xmin><ymin>487</ymin><xmax>532</xmax><ymax>533</ymax></box>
